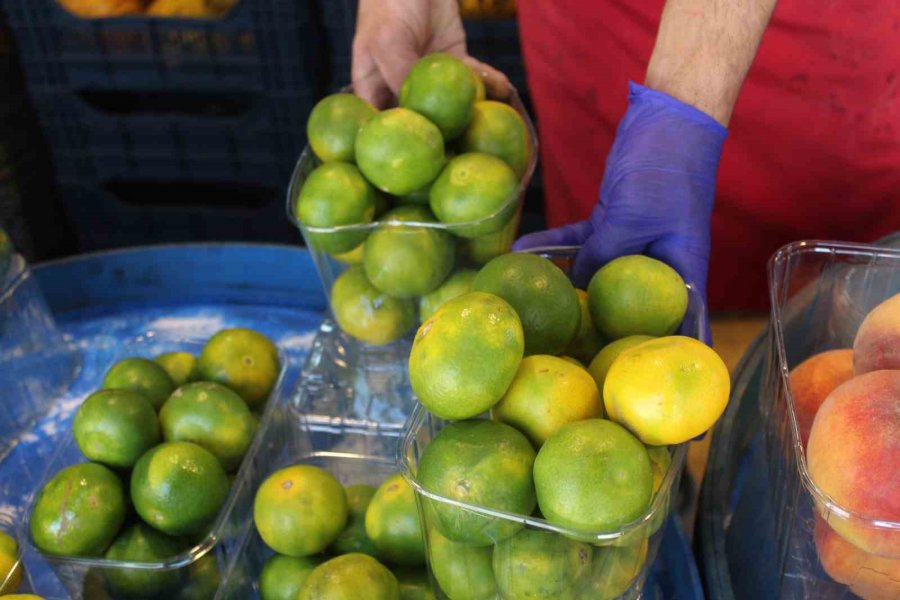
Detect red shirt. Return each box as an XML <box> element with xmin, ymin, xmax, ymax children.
<box><xmin>517</xmin><ymin>0</ymin><xmax>900</xmax><ymax>311</ymax></box>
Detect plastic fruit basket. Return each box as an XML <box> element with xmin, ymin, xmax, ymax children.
<box><xmin>215</xmin><ymin>386</ymin><xmax>403</xmax><ymax>599</ymax></box>
<box><xmin>285</xmin><ymin>87</ymin><xmax>538</xmax><ymax>329</ymax></box>
<box><xmin>0</xmin><ymin>253</ymin><xmax>81</xmax><ymax>464</ymax></box>
<box><xmin>19</xmin><ymin>334</ymin><xmax>296</xmax><ymax>599</ymax></box>
<box><xmin>763</xmin><ymin>240</ymin><xmax>900</xmax><ymax>598</ymax></box>
<box><xmin>398</xmin><ymin>246</ymin><xmax>704</xmax><ymax>600</ymax></box>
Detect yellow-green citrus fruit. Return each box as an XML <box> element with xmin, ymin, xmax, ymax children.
<box><xmin>409</xmin><ymin>292</ymin><xmax>524</xmax><ymax>420</ymax></box>
<box><xmin>307</xmin><ymin>93</ymin><xmax>377</xmax><ymax>163</ymax></box>
<box><xmin>399</xmin><ymin>53</ymin><xmax>476</xmax><ymax>141</ymax></box>
<box><xmin>330</xmin><ymin>266</ymin><xmax>416</xmax><ymax>345</ymax></box>
<box><xmin>295</xmin><ymin>162</ymin><xmax>377</xmax><ymax>254</ymax></box>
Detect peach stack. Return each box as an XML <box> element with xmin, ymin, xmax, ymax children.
<box><xmin>788</xmin><ymin>292</ymin><xmax>900</xmax><ymax>599</ymax></box>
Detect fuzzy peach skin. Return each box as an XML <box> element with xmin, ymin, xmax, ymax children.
<box><xmin>815</xmin><ymin>515</ymin><xmax>900</xmax><ymax>600</ymax></box>
<box><xmin>789</xmin><ymin>349</ymin><xmax>854</xmax><ymax>447</ymax></box>
<box><xmin>854</xmin><ymin>293</ymin><xmax>900</xmax><ymax>375</ymax></box>
<box><xmin>807</xmin><ymin>370</ymin><xmax>900</xmax><ymax>557</ymax></box>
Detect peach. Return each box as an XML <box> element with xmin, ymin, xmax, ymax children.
<box><xmin>815</xmin><ymin>515</ymin><xmax>900</xmax><ymax>600</ymax></box>
<box><xmin>807</xmin><ymin>370</ymin><xmax>900</xmax><ymax>557</ymax></box>
<box><xmin>789</xmin><ymin>349</ymin><xmax>854</xmax><ymax>447</ymax></box>
<box><xmin>854</xmin><ymin>293</ymin><xmax>900</xmax><ymax>375</ymax></box>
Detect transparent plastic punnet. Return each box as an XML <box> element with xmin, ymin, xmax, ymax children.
<box><xmin>216</xmin><ymin>385</ymin><xmax>403</xmax><ymax>599</ymax></box>
<box><xmin>287</xmin><ymin>87</ymin><xmax>538</xmax><ymax>433</ymax></box>
<box><xmin>398</xmin><ymin>246</ymin><xmax>705</xmax><ymax>600</ymax></box>
<box><xmin>20</xmin><ymin>335</ymin><xmax>294</xmax><ymax>600</ymax></box>
<box><xmin>764</xmin><ymin>240</ymin><xmax>900</xmax><ymax>599</ymax></box>
<box><xmin>0</xmin><ymin>254</ymin><xmax>81</xmax><ymax>463</ymax></box>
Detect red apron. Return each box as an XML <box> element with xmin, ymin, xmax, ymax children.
<box><xmin>516</xmin><ymin>0</ymin><xmax>900</xmax><ymax>311</ymax></box>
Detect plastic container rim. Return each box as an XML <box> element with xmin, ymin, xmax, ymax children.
<box><xmin>20</xmin><ymin>337</ymin><xmax>293</xmax><ymax>571</ymax></box>
<box><xmin>768</xmin><ymin>238</ymin><xmax>900</xmax><ymax>532</ymax></box>
<box><xmin>285</xmin><ymin>85</ymin><xmax>539</xmax><ymax>236</ymax></box>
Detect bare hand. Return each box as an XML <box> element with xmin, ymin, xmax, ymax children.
<box><xmin>352</xmin><ymin>0</ymin><xmax>510</xmax><ymax>108</ymax></box>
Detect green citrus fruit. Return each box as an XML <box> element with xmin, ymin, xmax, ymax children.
<box><xmin>603</xmin><ymin>336</ymin><xmax>730</xmax><ymax>445</ymax></box>
<box><xmin>393</xmin><ymin>567</ymin><xmax>437</xmax><ymax>600</ymax></box>
<box><xmin>587</xmin><ymin>255</ymin><xmax>688</xmax><ymax>339</ymax></box>
<box><xmin>587</xmin><ymin>335</ymin><xmax>655</xmax><ymax>399</ymax></box>
<box><xmin>159</xmin><ymin>381</ymin><xmax>257</xmax><ymax>472</ymax></box>
<box><xmin>103</xmin><ymin>523</ymin><xmax>185</xmax><ymax>598</ymax></box>
<box><xmin>575</xmin><ymin>539</ymin><xmax>648</xmax><ymax>599</ymax></box>
<box><xmin>457</xmin><ymin>212</ymin><xmax>519</xmax><ymax>266</ymax></box>
<box><xmin>418</xmin><ymin>269</ymin><xmax>477</xmax><ymax>322</ymax></box>
<box><xmin>565</xmin><ymin>289</ymin><xmax>605</xmax><ymax>365</ymax></box>
<box><xmin>409</xmin><ymin>291</ymin><xmax>524</xmax><ymax>420</ymax></box>
<box><xmin>418</xmin><ymin>419</ymin><xmax>536</xmax><ymax>545</ymax></box>
<box><xmin>429</xmin><ymin>153</ymin><xmax>518</xmax><ymax>238</ymax></box>
<box><xmin>491</xmin><ymin>355</ymin><xmax>601</xmax><ymax>448</ymax></box>
<box><xmin>534</xmin><ymin>419</ymin><xmax>652</xmax><ymax>532</ymax></box>
<box><xmin>332</xmin><ymin>241</ymin><xmax>366</xmax><ymax>264</ymax></box>
<box><xmin>363</xmin><ymin>205</ymin><xmax>456</xmax><ymax>298</ymax></box>
<box><xmin>253</xmin><ymin>465</ymin><xmax>348</xmax><ymax>557</ymax></box>
<box><xmin>492</xmin><ymin>528</ymin><xmax>592</xmax><ymax>600</ymax></box>
<box><xmin>198</xmin><ymin>327</ymin><xmax>280</xmax><ymax>409</ymax></box>
<box><xmin>308</xmin><ymin>93</ymin><xmax>377</xmax><ymax>163</ymax></box>
<box><xmin>30</xmin><ymin>463</ymin><xmax>126</xmax><ymax>556</ymax></box>
<box><xmin>131</xmin><ymin>442</ymin><xmax>229</xmax><ymax>536</ymax></box>
<box><xmin>102</xmin><ymin>357</ymin><xmax>175</xmax><ymax>410</ymax></box>
<box><xmin>172</xmin><ymin>553</ymin><xmax>219</xmax><ymax>600</ymax></box>
<box><xmin>260</xmin><ymin>554</ymin><xmax>324</xmax><ymax>600</ymax></box>
<box><xmin>470</xmin><ymin>67</ymin><xmax>486</xmax><ymax>102</ymax></box>
<box><xmin>0</xmin><ymin>530</ymin><xmax>22</xmax><ymax>595</ymax></box>
<box><xmin>646</xmin><ymin>446</ymin><xmax>673</xmax><ymax>536</ymax></box>
<box><xmin>459</xmin><ymin>100</ymin><xmax>531</xmax><ymax>178</ymax></box>
<box><xmin>427</xmin><ymin>527</ymin><xmax>496</xmax><ymax>600</ymax></box>
<box><xmin>356</xmin><ymin>108</ymin><xmax>445</xmax><ymax>196</ymax></box>
<box><xmin>298</xmin><ymin>553</ymin><xmax>400</xmax><ymax>600</ymax></box>
<box><xmin>331</xmin><ymin>484</ymin><xmax>379</xmax><ymax>558</ymax></box>
<box><xmin>473</xmin><ymin>252</ymin><xmax>581</xmax><ymax>355</ymax></box>
<box><xmin>399</xmin><ymin>53</ymin><xmax>476</xmax><ymax>141</ymax></box>
<box><xmin>73</xmin><ymin>389</ymin><xmax>161</xmax><ymax>469</ymax></box>
<box><xmin>365</xmin><ymin>474</ymin><xmax>425</xmax><ymax>566</ymax></box>
<box><xmin>154</xmin><ymin>352</ymin><xmax>200</xmax><ymax>387</ymax></box>
<box><xmin>295</xmin><ymin>162</ymin><xmax>377</xmax><ymax>254</ymax></box>
<box><xmin>330</xmin><ymin>266</ymin><xmax>416</xmax><ymax>345</ymax></box>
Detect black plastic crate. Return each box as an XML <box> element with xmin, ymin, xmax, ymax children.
<box><xmin>317</xmin><ymin>0</ymin><xmax>527</xmax><ymax>94</ymax></box>
<box><xmin>1</xmin><ymin>0</ymin><xmax>322</xmax><ymax>94</ymax></box>
<box><xmin>30</xmin><ymin>88</ymin><xmax>312</xmax><ymax>185</ymax></box>
<box><xmin>55</xmin><ymin>178</ymin><xmax>296</xmax><ymax>251</ymax></box>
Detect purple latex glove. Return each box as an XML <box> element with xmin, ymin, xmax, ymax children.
<box><xmin>515</xmin><ymin>82</ymin><xmax>728</xmax><ymax>329</ymax></box>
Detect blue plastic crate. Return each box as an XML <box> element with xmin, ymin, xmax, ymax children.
<box><xmin>1</xmin><ymin>0</ymin><xmax>322</xmax><ymax>94</ymax></box>
<box><xmin>55</xmin><ymin>179</ymin><xmax>297</xmax><ymax>251</ymax></box>
<box><xmin>30</xmin><ymin>88</ymin><xmax>311</xmax><ymax>184</ymax></box>
<box><xmin>317</xmin><ymin>0</ymin><xmax>528</xmax><ymax>94</ymax></box>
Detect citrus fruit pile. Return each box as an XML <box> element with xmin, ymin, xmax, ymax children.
<box><xmin>28</xmin><ymin>327</ymin><xmax>280</xmax><ymax>599</ymax></box>
<box><xmin>252</xmin><ymin>466</ymin><xmax>431</xmax><ymax>600</ymax></box>
<box><xmin>404</xmin><ymin>251</ymin><xmax>731</xmax><ymax>597</ymax></box>
<box><xmin>295</xmin><ymin>52</ymin><xmax>533</xmax><ymax>347</ymax></box>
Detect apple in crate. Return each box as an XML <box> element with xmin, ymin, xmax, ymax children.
<box><xmin>853</xmin><ymin>292</ymin><xmax>900</xmax><ymax>374</ymax></box>
<box><xmin>815</xmin><ymin>515</ymin><xmax>900</xmax><ymax>600</ymax></box>
<box><xmin>788</xmin><ymin>349</ymin><xmax>854</xmax><ymax>447</ymax></box>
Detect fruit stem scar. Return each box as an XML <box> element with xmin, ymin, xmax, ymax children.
<box><xmin>282</xmin><ymin>480</ymin><xmax>293</xmax><ymax>490</ymax></box>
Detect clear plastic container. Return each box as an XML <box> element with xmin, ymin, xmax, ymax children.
<box><xmin>764</xmin><ymin>240</ymin><xmax>900</xmax><ymax>599</ymax></box>
<box><xmin>216</xmin><ymin>385</ymin><xmax>404</xmax><ymax>600</ymax></box>
<box><xmin>285</xmin><ymin>88</ymin><xmax>538</xmax><ymax>339</ymax></box>
<box><xmin>19</xmin><ymin>334</ymin><xmax>297</xmax><ymax>600</ymax></box>
<box><xmin>0</xmin><ymin>254</ymin><xmax>81</xmax><ymax>463</ymax></box>
<box><xmin>398</xmin><ymin>246</ymin><xmax>705</xmax><ymax>600</ymax></box>
<box><xmin>288</xmin><ymin>88</ymin><xmax>538</xmax><ymax>432</ymax></box>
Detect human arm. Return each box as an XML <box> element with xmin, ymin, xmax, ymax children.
<box><xmin>515</xmin><ymin>0</ymin><xmax>778</xmax><ymax>310</ymax></box>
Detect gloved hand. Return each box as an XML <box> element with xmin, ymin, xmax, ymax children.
<box><xmin>514</xmin><ymin>82</ymin><xmax>728</xmax><ymax>333</ymax></box>
<box><xmin>352</xmin><ymin>0</ymin><xmax>510</xmax><ymax>108</ymax></box>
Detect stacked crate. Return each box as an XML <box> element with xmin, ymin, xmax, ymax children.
<box><xmin>1</xmin><ymin>0</ymin><xmax>322</xmax><ymax>250</ymax></box>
